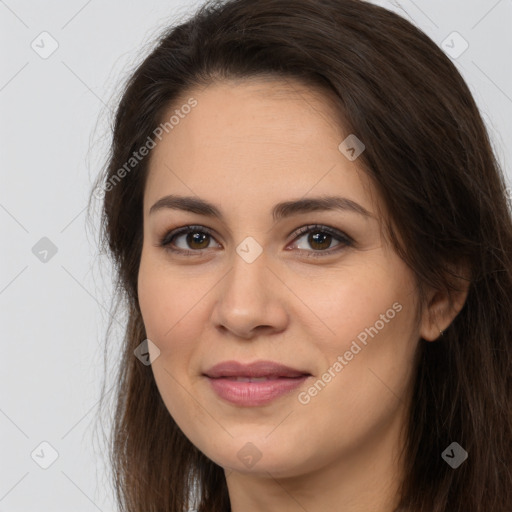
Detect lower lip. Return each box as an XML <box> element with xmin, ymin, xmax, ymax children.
<box><xmin>205</xmin><ymin>376</ymin><xmax>310</xmax><ymax>406</ymax></box>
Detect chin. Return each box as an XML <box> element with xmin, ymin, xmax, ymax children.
<box><xmin>202</xmin><ymin>439</ymin><xmax>315</xmax><ymax>478</ymax></box>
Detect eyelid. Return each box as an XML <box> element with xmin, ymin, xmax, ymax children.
<box><xmin>287</xmin><ymin>224</ymin><xmax>353</xmax><ymax>258</ymax></box>
<box><xmin>158</xmin><ymin>224</ymin><xmax>220</xmax><ymax>254</ymax></box>
<box><xmin>290</xmin><ymin>224</ymin><xmax>353</xmax><ymax>245</ymax></box>
<box><xmin>158</xmin><ymin>223</ymin><xmax>354</xmax><ymax>257</ymax></box>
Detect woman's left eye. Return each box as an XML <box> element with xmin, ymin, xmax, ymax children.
<box><xmin>291</xmin><ymin>225</ymin><xmax>353</xmax><ymax>257</ymax></box>
<box><xmin>158</xmin><ymin>224</ymin><xmax>353</xmax><ymax>258</ymax></box>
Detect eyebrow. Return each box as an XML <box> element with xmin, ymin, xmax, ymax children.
<box><xmin>149</xmin><ymin>194</ymin><xmax>374</xmax><ymax>221</ymax></box>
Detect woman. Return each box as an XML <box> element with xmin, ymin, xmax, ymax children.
<box><xmin>90</xmin><ymin>0</ymin><xmax>512</xmax><ymax>510</ymax></box>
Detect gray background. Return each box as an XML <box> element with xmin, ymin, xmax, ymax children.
<box><xmin>1</xmin><ymin>0</ymin><xmax>511</xmax><ymax>510</ymax></box>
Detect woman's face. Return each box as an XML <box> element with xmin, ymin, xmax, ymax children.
<box><xmin>138</xmin><ymin>78</ymin><xmax>425</xmax><ymax>478</ymax></box>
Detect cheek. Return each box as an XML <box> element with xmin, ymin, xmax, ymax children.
<box><xmin>297</xmin><ymin>262</ymin><xmax>418</xmax><ymax>402</ymax></box>
<box><xmin>294</xmin><ymin>264</ymin><xmax>409</xmax><ymax>346</ymax></box>
<box><xmin>138</xmin><ymin>252</ymin><xmax>196</xmax><ymax>343</ymax></box>
<box><xmin>138</xmin><ymin>262</ymin><xmax>173</xmax><ymax>341</ymax></box>
<box><xmin>138</xmin><ymin>256</ymin><xmax>206</xmax><ymax>430</ymax></box>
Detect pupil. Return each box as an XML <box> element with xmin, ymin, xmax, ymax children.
<box><xmin>310</xmin><ymin>232</ymin><xmax>331</xmax><ymax>250</ymax></box>
<box><xmin>188</xmin><ymin>232</ymin><xmax>209</xmax><ymax>249</ymax></box>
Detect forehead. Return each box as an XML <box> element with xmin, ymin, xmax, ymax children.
<box><xmin>144</xmin><ymin>78</ymin><xmax>381</xmax><ymax>220</ymax></box>
<box><xmin>172</xmin><ymin>77</ymin><xmax>346</xmax><ymax>147</ymax></box>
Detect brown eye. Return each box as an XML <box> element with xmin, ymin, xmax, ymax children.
<box><xmin>160</xmin><ymin>225</ymin><xmax>220</xmax><ymax>254</ymax></box>
<box><xmin>159</xmin><ymin>224</ymin><xmax>353</xmax><ymax>258</ymax></box>
<box><xmin>185</xmin><ymin>231</ymin><xmax>211</xmax><ymax>249</ymax></box>
<box><xmin>291</xmin><ymin>224</ymin><xmax>353</xmax><ymax>256</ymax></box>
<box><xmin>307</xmin><ymin>231</ymin><xmax>333</xmax><ymax>250</ymax></box>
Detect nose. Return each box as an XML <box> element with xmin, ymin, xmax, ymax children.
<box><xmin>210</xmin><ymin>248</ymin><xmax>289</xmax><ymax>340</ymax></box>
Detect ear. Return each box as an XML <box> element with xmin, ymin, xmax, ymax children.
<box><xmin>419</xmin><ymin>264</ymin><xmax>471</xmax><ymax>341</ymax></box>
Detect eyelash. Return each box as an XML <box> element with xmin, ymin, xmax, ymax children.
<box><xmin>158</xmin><ymin>224</ymin><xmax>354</xmax><ymax>258</ymax></box>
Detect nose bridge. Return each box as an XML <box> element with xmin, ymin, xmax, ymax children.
<box><xmin>224</xmin><ymin>242</ymin><xmax>270</xmax><ymax>310</ymax></box>
<box><xmin>211</xmin><ymin>239</ymin><xmax>288</xmax><ymax>337</ymax></box>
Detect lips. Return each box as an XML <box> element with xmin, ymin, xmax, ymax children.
<box><xmin>204</xmin><ymin>360</ymin><xmax>310</xmax><ymax>379</ymax></box>
<box><xmin>203</xmin><ymin>360</ymin><xmax>312</xmax><ymax>406</ymax></box>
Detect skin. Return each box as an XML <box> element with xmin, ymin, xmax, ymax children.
<box><xmin>137</xmin><ymin>78</ymin><xmax>467</xmax><ymax>512</ymax></box>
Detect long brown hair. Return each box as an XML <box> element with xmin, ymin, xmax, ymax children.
<box><xmin>88</xmin><ymin>0</ymin><xmax>512</xmax><ymax>510</ymax></box>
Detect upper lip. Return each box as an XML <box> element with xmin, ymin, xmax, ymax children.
<box><xmin>204</xmin><ymin>360</ymin><xmax>311</xmax><ymax>379</ymax></box>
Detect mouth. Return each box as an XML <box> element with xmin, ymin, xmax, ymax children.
<box><xmin>203</xmin><ymin>360</ymin><xmax>311</xmax><ymax>379</ymax></box>
<box><xmin>203</xmin><ymin>360</ymin><xmax>312</xmax><ymax>406</ymax></box>
<box><xmin>216</xmin><ymin>376</ymin><xmax>300</xmax><ymax>382</ymax></box>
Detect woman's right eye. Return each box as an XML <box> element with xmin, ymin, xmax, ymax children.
<box><xmin>159</xmin><ymin>226</ymin><xmax>220</xmax><ymax>255</ymax></box>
